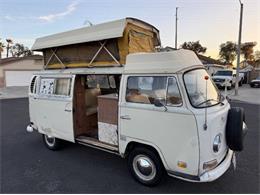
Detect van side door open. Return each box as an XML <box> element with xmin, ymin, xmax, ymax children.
<box><xmin>29</xmin><ymin>75</ymin><xmax>75</xmax><ymax>142</ymax></box>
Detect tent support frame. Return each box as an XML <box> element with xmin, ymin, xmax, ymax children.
<box><xmin>88</xmin><ymin>41</ymin><xmax>121</xmax><ymax>67</ymax></box>
<box><xmin>44</xmin><ymin>48</ymin><xmax>66</xmax><ymax>69</ymax></box>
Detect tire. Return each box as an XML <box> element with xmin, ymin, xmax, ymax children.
<box><xmin>226</xmin><ymin>107</ymin><xmax>244</xmax><ymax>151</ymax></box>
<box><xmin>127</xmin><ymin>147</ymin><xmax>164</xmax><ymax>186</ymax></box>
<box><xmin>239</xmin><ymin>81</ymin><xmax>242</xmax><ymax>87</ymax></box>
<box><xmin>42</xmin><ymin>134</ymin><xmax>62</xmax><ymax>150</ymax></box>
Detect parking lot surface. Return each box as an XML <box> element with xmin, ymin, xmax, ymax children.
<box><xmin>0</xmin><ymin>98</ymin><xmax>259</xmax><ymax>193</ymax></box>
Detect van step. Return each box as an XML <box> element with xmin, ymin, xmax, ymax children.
<box><xmin>76</xmin><ymin>136</ymin><xmax>119</xmax><ymax>153</ymax></box>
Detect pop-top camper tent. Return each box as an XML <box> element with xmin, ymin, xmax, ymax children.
<box><xmin>32</xmin><ymin>18</ymin><xmax>161</xmax><ymax>69</ymax></box>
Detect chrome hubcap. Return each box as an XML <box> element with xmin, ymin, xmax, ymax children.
<box><xmin>45</xmin><ymin>135</ymin><xmax>55</xmax><ymax>147</ymax></box>
<box><xmin>133</xmin><ymin>155</ymin><xmax>156</xmax><ymax>181</ymax></box>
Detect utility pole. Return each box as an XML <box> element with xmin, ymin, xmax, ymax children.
<box><xmin>235</xmin><ymin>0</ymin><xmax>243</xmax><ymax>96</ymax></box>
<box><xmin>175</xmin><ymin>7</ymin><xmax>178</xmax><ymax>49</ymax></box>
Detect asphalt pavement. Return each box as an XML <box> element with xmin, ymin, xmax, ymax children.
<box><xmin>0</xmin><ymin>98</ymin><xmax>259</xmax><ymax>193</ymax></box>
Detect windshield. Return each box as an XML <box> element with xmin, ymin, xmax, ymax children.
<box><xmin>184</xmin><ymin>69</ymin><xmax>220</xmax><ymax>108</ymax></box>
<box><xmin>214</xmin><ymin>70</ymin><xmax>232</xmax><ymax>76</ymax></box>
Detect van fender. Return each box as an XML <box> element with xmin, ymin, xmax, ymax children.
<box><xmin>119</xmin><ymin>137</ymin><xmax>170</xmax><ymax>171</ymax></box>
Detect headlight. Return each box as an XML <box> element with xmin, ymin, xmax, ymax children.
<box><xmin>213</xmin><ymin>134</ymin><xmax>221</xmax><ymax>153</ymax></box>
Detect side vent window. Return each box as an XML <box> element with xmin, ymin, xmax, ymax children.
<box><xmin>30</xmin><ymin>76</ymin><xmax>37</xmax><ymax>93</ymax></box>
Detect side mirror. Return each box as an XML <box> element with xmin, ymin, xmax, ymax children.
<box><xmin>154</xmin><ymin>98</ymin><xmax>167</xmax><ymax>111</ymax></box>
<box><xmin>154</xmin><ymin>98</ymin><xmax>164</xmax><ymax>107</ymax></box>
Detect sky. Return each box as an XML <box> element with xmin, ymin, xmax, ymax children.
<box><xmin>0</xmin><ymin>0</ymin><xmax>259</xmax><ymax>59</ymax></box>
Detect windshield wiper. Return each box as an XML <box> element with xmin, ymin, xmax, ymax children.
<box><xmin>196</xmin><ymin>99</ymin><xmax>224</xmax><ymax>107</ymax></box>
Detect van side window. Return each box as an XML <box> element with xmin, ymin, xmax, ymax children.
<box><xmin>166</xmin><ymin>77</ymin><xmax>182</xmax><ymax>106</ymax></box>
<box><xmin>54</xmin><ymin>78</ymin><xmax>71</xmax><ymax>96</ymax></box>
<box><xmin>39</xmin><ymin>78</ymin><xmax>71</xmax><ymax>96</ymax></box>
<box><xmin>126</xmin><ymin>76</ymin><xmax>167</xmax><ymax>104</ymax></box>
<box><xmin>87</xmin><ymin>75</ymin><xmax>110</xmax><ymax>89</ymax></box>
<box><xmin>39</xmin><ymin>78</ymin><xmax>55</xmax><ymax>95</ymax></box>
<box><xmin>108</xmin><ymin>75</ymin><xmax>116</xmax><ymax>89</ymax></box>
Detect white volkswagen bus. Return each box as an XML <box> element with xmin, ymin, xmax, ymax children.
<box><xmin>27</xmin><ymin>50</ymin><xmax>247</xmax><ymax>186</ymax></box>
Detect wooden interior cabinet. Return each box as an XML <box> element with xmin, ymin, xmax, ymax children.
<box><xmin>98</xmin><ymin>94</ymin><xmax>118</xmax><ymax>125</ymax></box>
<box><xmin>97</xmin><ymin>94</ymin><xmax>119</xmax><ymax>145</ymax></box>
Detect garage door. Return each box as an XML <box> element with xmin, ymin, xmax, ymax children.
<box><xmin>5</xmin><ymin>71</ymin><xmax>36</xmax><ymax>87</ymax></box>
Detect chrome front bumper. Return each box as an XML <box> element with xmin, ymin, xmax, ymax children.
<box><xmin>199</xmin><ymin>149</ymin><xmax>234</xmax><ymax>182</ymax></box>
<box><xmin>168</xmin><ymin>149</ymin><xmax>234</xmax><ymax>183</ymax></box>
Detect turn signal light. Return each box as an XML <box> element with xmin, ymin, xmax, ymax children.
<box><xmin>203</xmin><ymin>159</ymin><xmax>218</xmax><ymax>171</ymax></box>
<box><xmin>177</xmin><ymin>161</ymin><xmax>187</xmax><ymax>168</ymax></box>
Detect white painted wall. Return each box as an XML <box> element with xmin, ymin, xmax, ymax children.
<box><xmin>5</xmin><ymin>70</ymin><xmax>36</xmax><ymax>87</ymax></box>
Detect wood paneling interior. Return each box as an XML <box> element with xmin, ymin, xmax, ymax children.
<box><xmin>98</xmin><ymin>94</ymin><xmax>118</xmax><ymax>125</ymax></box>
<box><xmin>73</xmin><ymin>76</ymin><xmax>98</xmax><ymax>137</ymax></box>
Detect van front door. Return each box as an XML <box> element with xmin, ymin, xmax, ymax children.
<box><xmin>119</xmin><ymin>75</ymin><xmax>199</xmax><ymax>176</ymax></box>
<box><xmin>31</xmin><ymin>75</ymin><xmax>75</xmax><ymax>142</ymax></box>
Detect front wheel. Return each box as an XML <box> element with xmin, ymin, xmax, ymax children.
<box><xmin>42</xmin><ymin>134</ymin><xmax>62</xmax><ymax>150</ymax></box>
<box><xmin>127</xmin><ymin>147</ymin><xmax>164</xmax><ymax>186</ymax></box>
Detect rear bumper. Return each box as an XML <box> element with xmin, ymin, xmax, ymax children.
<box><xmin>168</xmin><ymin>149</ymin><xmax>234</xmax><ymax>182</ymax></box>
<box><xmin>26</xmin><ymin>123</ymin><xmax>38</xmax><ymax>133</ymax></box>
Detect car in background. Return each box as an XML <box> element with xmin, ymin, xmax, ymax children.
<box><xmin>212</xmin><ymin>69</ymin><xmax>243</xmax><ymax>90</ymax></box>
<box><xmin>250</xmin><ymin>76</ymin><xmax>260</xmax><ymax>88</ymax></box>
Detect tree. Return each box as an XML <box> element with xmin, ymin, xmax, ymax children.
<box><xmin>6</xmin><ymin>38</ymin><xmax>13</xmax><ymax>58</ymax></box>
<box><xmin>219</xmin><ymin>41</ymin><xmax>237</xmax><ymax>64</ymax></box>
<box><xmin>0</xmin><ymin>38</ymin><xmax>5</xmax><ymax>59</ymax></box>
<box><xmin>254</xmin><ymin>50</ymin><xmax>260</xmax><ymax>61</ymax></box>
<box><xmin>180</xmin><ymin>41</ymin><xmax>207</xmax><ymax>54</ymax></box>
<box><xmin>241</xmin><ymin>42</ymin><xmax>257</xmax><ymax>62</ymax></box>
<box><xmin>10</xmin><ymin>43</ymin><xmax>33</xmax><ymax>57</ymax></box>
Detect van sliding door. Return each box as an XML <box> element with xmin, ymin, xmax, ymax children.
<box><xmin>34</xmin><ymin>75</ymin><xmax>75</xmax><ymax>142</ymax></box>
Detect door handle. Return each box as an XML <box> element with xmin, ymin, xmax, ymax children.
<box><xmin>64</xmin><ymin>109</ymin><xmax>72</xmax><ymax>112</ymax></box>
<box><xmin>120</xmin><ymin>115</ymin><xmax>131</xmax><ymax>120</ymax></box>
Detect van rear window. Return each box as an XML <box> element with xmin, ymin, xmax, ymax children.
<box><xmin>86</xmin><ymin>75</ymin><xmax>116</xmax><ymax>89</ymax></box>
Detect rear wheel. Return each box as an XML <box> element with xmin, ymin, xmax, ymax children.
<box><xmin>127</xmin><ymin>147</ymin><xmax>164</xmax><ymax>186</ymax></box>
<box><xmin>42</xmin><ymin>134</ymin><xmax>62</xmax><ymax>150</ymax></box>
<box><xmin>239</xmin><ymin>80</ymin><xmax>243</xmax><ymax>86</ymax></box>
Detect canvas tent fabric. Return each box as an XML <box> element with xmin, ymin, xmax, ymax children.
<box><xmin>32</xmin><ymin>18</ymin><xmax>160</xmax><ymax>69</ymax></box>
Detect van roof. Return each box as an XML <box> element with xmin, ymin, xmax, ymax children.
<box><xmin>32</xmin><ymin>17</ymin><xmax>160</xmax><ymax>51</ymax></box>
<box><xmin>34</xmin><ymin>50</ymin><xmax>203</xmax><ymax>75</ymax></box>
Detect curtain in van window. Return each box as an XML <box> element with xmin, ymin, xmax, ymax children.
<box><xmin>55</xmin><ymin>78</ymin><xmax>71</xmax><ymax>96</ymax></box>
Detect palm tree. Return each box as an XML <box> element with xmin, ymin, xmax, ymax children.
<box><xmin>0</xmin><ymin>38</ymin><xmax>5</xmax><ymax>59</ymax></box>
<box><xmin>6</xmin><ymin>38</ymin><xmax>13</xmax><ymax>58</ymax></box>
